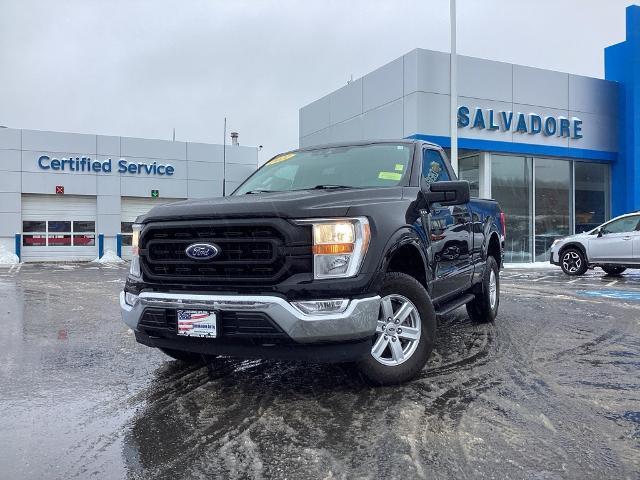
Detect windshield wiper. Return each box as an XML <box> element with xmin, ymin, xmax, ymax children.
<box><xmin>244</xmin><ymin>189</ymin><xmax>278</xmax><ymax>194</ymax></box>
<box><xmin>308</xmin><ymin>184</ymin><xmax>356</xmax><ymax>190</ymax></box>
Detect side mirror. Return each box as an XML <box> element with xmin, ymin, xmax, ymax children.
<box><xmin>597</xmin><ymin>228</ymin><xmax>604</xmax><ymax>237</ymax></box>
<box><xmin>423</xmin><ymin>180</ymin><xmax>470</xmax><ymax>206</ymax></box>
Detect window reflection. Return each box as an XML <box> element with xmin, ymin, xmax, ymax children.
<box><xmin>535</xmin><ymin>158</ymin><xmax>571</xmax><ymax>261</ymax></box>
<box><xmin>459</xmin><ymin>156</ymin><xmax>480</xmax><ymax>197</ymax></box>
<box><xmin>575</xmin><ymin>162</ymin><xmax>609</xmax><ymax>233</ymax></box>
<box><xmin>491</xmin><ymin>155</ymin><xmax>532</xmax><ymax>263</ymax></box>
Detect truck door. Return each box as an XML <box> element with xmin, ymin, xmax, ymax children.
<box><xmin>422</xmin><ymin>149</ymin><xmax>473</xmax><ymax>301</ymax></box>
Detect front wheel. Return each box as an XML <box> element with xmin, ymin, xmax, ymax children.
<box><xmin>602</xmin><ymin>265</ymin><xmax>626</xmax><ymax>276</ymax></box>
<box><xmin>356</xmin><ymin>272</ymin><xmax>437</xmax><ymax>385</ymax></box>
<box><xmin>467</xmin><ymin>256</ymin><xmax>499</xmax><ymax>323</ymax></box>
<box><xmin>560</xmin><ymin>248</ymin><xmax>588</xmax><ymax>276</ymax></box>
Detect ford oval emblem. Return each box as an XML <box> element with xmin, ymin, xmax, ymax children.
<box><xmin>185</xmin><ymin>243</ymin><xmax>220</xmax><ymax>260</ymax></box>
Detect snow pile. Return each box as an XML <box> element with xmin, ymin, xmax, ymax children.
<box><xmin>504</xmin><ymin>262</ymin><xmax>554</xmax><ymax>270</ymax></box>
<box><xmin>92</xmin><ymin>249</ymin><xmax>125</xmax><ymax>264</ymax></box>
<box><xmin>0</xmin><ymin>244</ymin><xmax>19</xmax><ymax>265</ymax></box>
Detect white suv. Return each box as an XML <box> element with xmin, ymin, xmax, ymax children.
<box><xmin>550</xmin><ymin>212</ymin><xmax>640</xmax><ymax>276</ymax></box>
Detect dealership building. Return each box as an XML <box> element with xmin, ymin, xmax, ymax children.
<box><xmin>0</xmin><ymin>128</ymin><xmax>258</xmax><ymax>261</ymax></box>
<box><xmin>300</xmin><ymin>5</ymin><xmax>640</xmax><ymax>263</ymax></box>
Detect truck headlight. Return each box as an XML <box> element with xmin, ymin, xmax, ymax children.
<box><xmin>296</xmin><ymin>217</ymin><xmax>371</xmax><ymax>279</ymax></box>
<box><xmin>130</xmin><ymin>223</ymin><xmax>143</xmax><ymax>278</ymax></box>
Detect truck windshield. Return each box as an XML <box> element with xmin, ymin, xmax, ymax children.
<box><xmin>233</xmin><ymin>143</ymin><xmax>413</xmax><ymax>195</ymax></box>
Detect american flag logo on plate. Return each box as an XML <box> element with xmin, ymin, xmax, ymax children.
<box><xmin>177</xmin><ymin>310</ymin><xmax>217</xmax><ymax>338</ymax></box>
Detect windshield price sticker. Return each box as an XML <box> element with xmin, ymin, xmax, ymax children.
<box><xmin>268</xmin><ymin>152</ymin><xmax>296</xmax><ymax>165</ymax></box>
<box><xmin>378</xmin><ymin>171</ymin><xmax>402</xmax><ymax>181</ymax></box>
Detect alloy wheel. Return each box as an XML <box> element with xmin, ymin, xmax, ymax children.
<box><xmin>489</xmin><ymin>269</ymin><xmax>497</xmax><ymax>310</ymax></box>
<box><xmin>371</xmin><ymin>294</ymin><xmax>422</xmax><ymax>366</ymax></box>
<box><xmin>562</xmin><ymin>251</ymin><xmax>582</xmax><ymax>273</ymax></box>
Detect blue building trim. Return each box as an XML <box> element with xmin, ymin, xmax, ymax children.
<box><xmin>15</xmin><ymin>233</ymin><xmax>21</xmax><ymax>261</ymax></box>
<box><xmin>406</xmin><ymin>134</ymin><xmax>617</xmax><ymax>162</ymax></box>
<box><xmin>98</xmin><ymin>233</ymin><xmax>104</xmax><ymax>258</ymax></box>
<box><xmin>605</xmin><ymin>5</ymin><xmax>640</xmax><ymax>216</ymax></box>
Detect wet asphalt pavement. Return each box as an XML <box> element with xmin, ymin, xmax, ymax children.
<box><xmin>0</xmin><ymin>263</ymin><xmax>639</xmax><ymax>479</ymax></box>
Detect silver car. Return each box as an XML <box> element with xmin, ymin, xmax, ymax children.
<box><xmin>550</xmin><ymin>212</ymin><xmax>640</xmax><ymax>276</ymax></box>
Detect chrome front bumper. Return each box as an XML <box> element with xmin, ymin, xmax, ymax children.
<box><xmin>120</xmin><ymin>292</ymin><xmax>381</xmax><ymax>343</ymax></box>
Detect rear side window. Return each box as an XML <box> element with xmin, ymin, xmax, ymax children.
<box><xmin>422</xmin><ymin>150</ymin><xmax>450</xmax><ymax>187</ymax></box>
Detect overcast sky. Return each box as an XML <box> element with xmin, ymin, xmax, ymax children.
<box><xmin>0</xmin><ymin>0</ymin><xmax>634</xmax><ymax>162</ymax></box>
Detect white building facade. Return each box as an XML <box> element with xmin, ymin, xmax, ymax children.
<box><xmin>299</xmin><ymin>47</ymin><xmax>622</xmax><ymax>263</ymax></box>
<box><xmin>0</xmin><ymin>128</ymin><xmax>258</xmax><ymax>261</ymax></box>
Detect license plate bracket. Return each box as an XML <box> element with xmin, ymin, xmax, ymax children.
<box><xmin>176</xmin><ymin>309</ymin><xmax>218</xmax><ymax>338</ymax></box>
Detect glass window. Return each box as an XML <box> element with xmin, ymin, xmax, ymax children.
<box><xmin>23</xmin><ymin>235</ymin><xmax>46</xmax><ymax>246</ymax></box>
<box><xmin>121</xmin><ymin>235</ymin><xmax>133</xmax><ymax>246</ymax></box>
<box><xmin>121</xmin><ymin>222</ymin><xmax>133</xmax><ymax>234</ymax></box>
<box><xmin>73</xmin><ymin>221</ymin><xmax>95</xmax><ymax>233</ymax></box>
<box><xmin>422</xmin><ymin>149</ymin><xmax>450</xmax><ymax>186</ymax></box>
<box><xmin>535</xmin><ymin>158</ymin><xmax>571</xmax><ymax>261</ymax></box>
<box><xmin>48</xmin><ymin>235</ymin><xmax>72</xmax><ymax>246</ymax></box>
<box><xmin>73</xmin><ymin>235</ymin><xmax>95</xmax><ymax>246</ymax></box>
<box><xmin>602</xmin><ymin>215</ymin><xmax>640</xmax><ymax>234</ymax></box>
<box><xmin>233</xmin><ymin>143</ymin><xmax>412</xmax><ymax>194</ymax></box>
<box><xmin>48</xmin><ymin>221</ymin><xmax>71</xmax><ymax>233</ymax></box>
<box><xmin>575</xmin><ymin>162</ymin><xmax>609</xmax><ymax>233</ymax></box>
<box><xmin>23</xmin><ymin>221</ymin><xmax>46</xmax><ymax>232</ymax></box>
<box><xmin>491</xmin><ymin>155</ymin><xmax>532</xmax><ymax>263</ymax></box>
<box><xmin>459</xmin><ymin>155</ymin><xmax>480</xmax><ymax>197</ymax></box>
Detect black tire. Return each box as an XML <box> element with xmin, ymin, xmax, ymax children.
<box><xmin>159</xmin><ymin>347</ymin><xmax>208</xmax><ymax>364</ymax></box>
<box><xmin>356</xmin><ymin>272</ymin><xmax>437</xmax><ymax>385</ymax></box>
<box><xmin>602</xmin><ymin>265</ymin><xmax>626</xmax><ymax>276</ymax></box>
<box><xmin>559</xmin><ymin>247</ymin><xmax>588</xmax><ymax>276</ymax></box>
<box><xmin>466</xmin><ymin>256</ymin><xmax>500</xmax><ymax>323</ymax></box>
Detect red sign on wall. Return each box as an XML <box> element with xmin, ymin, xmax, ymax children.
<box><xmin>55</xmin><ymin>185</ymin><xmax>64</xmax><ymax>194</ymax></box>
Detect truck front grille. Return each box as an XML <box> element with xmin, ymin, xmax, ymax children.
<box><xmin>139</xmin><ymin>219</ymin><xmax>311</xmax><ymax>285</ymax></box>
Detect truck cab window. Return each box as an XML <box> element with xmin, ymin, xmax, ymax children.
<box><xmin>422</xmin><ymin>150</ymin><xmax>450</xmax><ymax>187</ymax></box>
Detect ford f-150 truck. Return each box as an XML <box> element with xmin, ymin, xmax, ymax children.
<box><xmin>120</xmin><ymin>140</ymin><xmax>505</xmax><ymax>384</ymax></box>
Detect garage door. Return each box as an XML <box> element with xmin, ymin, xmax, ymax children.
<box><xmin>120</xmin><ymin>197</ymin><xmax>182</xmax><ymax>259</ymax></box>
<box><xmin>21</xmin><ymin>194</ymin><xmax>97</xmax><ymax>262</ymax></box>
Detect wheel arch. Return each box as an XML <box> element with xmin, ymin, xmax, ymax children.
<box><xmin>380</xmin><ymin>228</ymin><xmax>429</xmax><ymax>290</ymax></box>
<box><xmin>486</xmin><ymin>231</ymin><xmax>502</xmax><ymax>269</ymax></box>
<box><xmin>559</xmin><ymin>241</ymin><xmax>588</xmax><ymax>262</ymax></box>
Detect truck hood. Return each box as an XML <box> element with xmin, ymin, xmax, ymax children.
<box><xmin>137</xmin><ymin>187</ymin><xmax>405</xmax><ymax>223</ymax></box>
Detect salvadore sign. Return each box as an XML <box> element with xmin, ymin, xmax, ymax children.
<box><xmin>458</xmin><ymin>106</ymin><xmax>583</xmax><ymax>139</ymax></box>
<box><xmin>37</xmin><ymin>155</ymin><xmax>175</xmax><ymax>176</ymax></box>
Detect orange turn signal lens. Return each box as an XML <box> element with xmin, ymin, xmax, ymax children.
<box><xmin>312</xmin><ymin>243</ymin><xmax>354</xmax><ymax>255</ymax></box>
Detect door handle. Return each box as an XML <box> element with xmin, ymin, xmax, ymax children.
<box><xmin>623</xmin><ymin>236</ymin><xmax>632</xmax><ymax>241</ymax></box>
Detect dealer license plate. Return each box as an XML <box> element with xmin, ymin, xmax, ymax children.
<box><xmin>176</xmin><ymin>310</ymin><xmax>218</xmax><ymax>338</ymax></box>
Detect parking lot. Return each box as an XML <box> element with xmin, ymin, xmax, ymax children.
<box><xmin>1</xmin><ymin>263</ymin><xmax>639</xmax><ymax>479</ymax></box>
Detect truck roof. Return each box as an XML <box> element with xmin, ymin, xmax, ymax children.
<box><xmin>291</xmin><ymin>139</ymin><xmax>443</xmax><ymax>154</ymax></box>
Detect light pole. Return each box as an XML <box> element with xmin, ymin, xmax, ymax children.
<box><xmin>450</xmin><ymin>0</ymin><xmax>458</xmax><ymax>175</ymax></box>
<box><xmin>223</xmin><ymin>117</ymin><xmax>227</xmax><ymax>196</ymax></box>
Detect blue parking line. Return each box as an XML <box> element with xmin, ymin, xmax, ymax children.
<box><xmin>577</xmin><ymin>290</ymin><xmax>640</xmax><ymax>301</ymax></box>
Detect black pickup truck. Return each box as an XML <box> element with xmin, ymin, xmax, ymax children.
<box><xmin>121</xmin><ymin>140</ymin><xmax>505</xmax><ymax>384</ymax></box>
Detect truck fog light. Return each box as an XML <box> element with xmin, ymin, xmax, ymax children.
<box><xmin>125</xmin><ymin>292</ymin><xmax>139</xmax><ymax>307</ymax></box>
<box><xmin>291</xmin><ymin>299</ymin><xmax>349</xmax><ymax>315</ymax></box>
<box><xmin>315</xmin><ymin>254</ymin><xmax>352</xmax><ymax>276</ymax></box>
